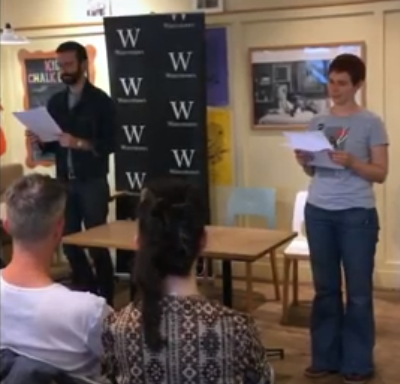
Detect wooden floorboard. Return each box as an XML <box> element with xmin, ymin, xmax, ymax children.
<box><xmin>114</xmin><ymin>281</ymin><xmax>399</xmax><ymax>384</ymax></box>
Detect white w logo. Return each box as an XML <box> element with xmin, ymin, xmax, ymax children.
<box><xmin>172</xmin><ymin>149</ymin><xmax>195</xmax><ymax>168</ymax></box>
<box><xmin>168</xmin><ymin>52</ymin><xmax>193</xmax><ymax>72</ymax></box>
<box><xmin>171</xmin><ymin>14</ymin><xmax>187</xmax><ymax>22</ymax></box>
<box><xmin>122</xmin><ymin>125</ymin><xmax>145</xmax><ymax>144</ymax></box>
<box><xmin>119</xmin><ymin>78</ymin><xmax>142</xmax><ymax>96</ymax></box>
<box><xmin>116</xmin><ymin>28</ymin><xmax>140</xmax><ymax>48</ymax></box>
<box><xmin>170</xmin><ymin>101</ymin><xmax>194</xmax><ymax>120</ymax></box>
<box><xmin>126</xmin><ymin>172</ymin><xmax>146</xmax><ymax>190</ymax></box>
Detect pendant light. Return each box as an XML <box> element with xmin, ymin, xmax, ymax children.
<box><xmin>0</xmin><ymin>23</ymin><xmax>30</xmax><ymax>45</ymax></box>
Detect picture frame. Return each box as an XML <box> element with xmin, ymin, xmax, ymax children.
<box><xmin>193</xmin><ymin>0</ymin><xmax>224</xmax><ymax>13</ymax></box>
<box><xmin>249</xmin><ymin>42</ymin><xmax>366</xmax><ymax>130</ymax></box>
<box><xmin>18</xmin><ymin>46</ymin><xmax>97</xmax><ymax>168</ymax></box>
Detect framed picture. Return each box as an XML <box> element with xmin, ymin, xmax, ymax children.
<box><xmin>193</xmin><ymin>0</ymin><xmax>224</xmax><ymax>13</ymax></box>
<box><xmin>249</xmin><ymin>43</ymin><xmax>365</xmax><ymax>130</ymax></box>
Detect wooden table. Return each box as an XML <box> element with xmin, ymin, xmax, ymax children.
<box><xmin>63</xmin><ymin>220</ymin><xmax>296</xmax><ymax>309</ymax></box>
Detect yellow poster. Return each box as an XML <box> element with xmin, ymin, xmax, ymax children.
<box><xmin>207</xmin><ymin>108</ymin><xmax>234</xmax><ymax>186</ymax></box>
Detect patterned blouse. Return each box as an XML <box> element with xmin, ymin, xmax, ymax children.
<box><xmin>103</xmin><ymin>295</ymin><xmax>273</xmax><ymax>384</ymax></box>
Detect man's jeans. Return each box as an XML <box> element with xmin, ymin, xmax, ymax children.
<box><xmin>305</xmin><ymin>203</ymin><xmax>379</xmax><ymax>375</ymax></box>
<box><xmin>63</xmin><ymin>177</ymin><xmax>114</xmax><ymax>306</ymax></box>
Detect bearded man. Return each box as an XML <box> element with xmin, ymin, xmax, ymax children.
<box><xmin>27</xmin><ymin>41</ymin><xmax>116</xmax><ymax>306</ymax></box>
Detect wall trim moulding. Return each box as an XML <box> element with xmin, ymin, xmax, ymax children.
<box><xmin>13</xmin><ymin>0</ymin><xmax>399</xmax><ymax>32</ymax></box>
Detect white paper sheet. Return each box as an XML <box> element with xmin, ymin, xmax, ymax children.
<box><xmin>283</xmin><ymin>131</ymin><xmax>343</xmax><ymax>169</ymax></box>
<box><xmin>13</xmin><ymin>107</ymin><xmax>62</xmax><ymax>142</ymax></box>
<box><xmin>283</xmin><ymin>131</ymin><xmax>333</xmax><ymax>152</ymax></box>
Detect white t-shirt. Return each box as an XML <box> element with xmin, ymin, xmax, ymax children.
<box><xmin>0</xmin><ymin>275</ymin><xmax>111</xmax><ymax>377</ymax></box>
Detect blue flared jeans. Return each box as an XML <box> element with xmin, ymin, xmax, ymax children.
<box><xmin>305</xmin><ymin>203</ymin><xmax>379</xmax><ymax>375</ymax></box>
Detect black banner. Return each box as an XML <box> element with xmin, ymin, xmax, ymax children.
<box><xmin>104</xmin><ymin>13</ymin><xmax>210</xmax><ymax>274</ymax></box>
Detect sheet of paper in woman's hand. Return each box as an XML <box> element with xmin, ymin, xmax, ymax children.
<box><xmin>283</xmin><ymin>131</ymin><xmax>333</xmax><ymax>152</ymax></box>
<box><xmin>13</xmin><ymin>107</ymin><xmax>62</xmax><ymax>142</ymax></box>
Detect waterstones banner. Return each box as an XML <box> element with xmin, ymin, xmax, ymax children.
<box><xmin>104</xmin><ymin>13</ymin><xmax>210</xmax><ymax>274</ymax></box>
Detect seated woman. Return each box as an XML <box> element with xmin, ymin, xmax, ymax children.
<box><xmin>103</xmin><ymin>177</ymin><xmax>273</xmax><ymax>384</ymax></box>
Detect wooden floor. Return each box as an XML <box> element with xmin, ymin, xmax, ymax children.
<box><xmin>115</xmin><ymin>280</ymin><xmax>399</xmax><ymax>384</ymax></box>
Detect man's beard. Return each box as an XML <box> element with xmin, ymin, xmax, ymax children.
<box><xmin>61</xmin><ymin>71</ymin><xmax>81</xmax><ymax>85</ymax></box>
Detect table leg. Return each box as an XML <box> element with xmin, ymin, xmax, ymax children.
<box><xmin>292</xmin><ymin>260</ymin><xmax>299</xmax><ymax>306</ymax></box>
<box><xmin>245</xmin><ymin>262</ymin><xmax>253</xmax><ymax>312</ymax></box>
<box><xmin>222</xmin><ymin>260</ymin><xmax>233</xmax><ymax>307</ymax></box>
<box><xmin>130</xmin><ymin>281</ymin><xmax>137</xmax><ymax>301</ymax></box>
<box><xmin>281</xmin><ymin>258</ymin><xmax>291</xmax><ymax>325</ymax></box>
<box><xmin>129</xmin><ymin>252</ymin><xmax>137</xmax><ymax>301</ymax></box>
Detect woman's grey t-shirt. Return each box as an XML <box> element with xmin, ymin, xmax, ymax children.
<box><xmin>307</xmin><ymin>110</ymin><xmax>388</xmax><ymax>210</ymax></box>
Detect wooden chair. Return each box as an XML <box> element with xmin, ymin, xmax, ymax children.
<box><xmin>281</xmin><ymin>190</ymin><xmax>308</xmax><ymax>325</ymax></box>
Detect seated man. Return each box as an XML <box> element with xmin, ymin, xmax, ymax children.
<box><xmin>102</xmin><ymin>177</ymin><xmax>274</xmax><ymax>384</ymax></box>
<box><xmin>0</xmin><ymin>173</ymin><xmax>111</xmax><ymax>378</ymax></box>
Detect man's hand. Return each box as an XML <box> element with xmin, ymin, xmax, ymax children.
<box><xmin>25</xmin><ymin>130</ymin><xmax>41</xmax><ymax>144</ymax></box>
<box><xmin>294</xmin><ymin>150</ymin><xmax>313</xmax><ymax>167</ymax></box>
<box><xmin>59</xmin><ymin>133</ymin><xmax>92</xmax><ymax>150</ymax></box>
<box><xmin>59</xmin><ymin>133</ymin><xmax>79</xmax><ymax>148</ymax></box>
<box><xmin>329</xmin><ymin>150</ymin><xmax>355</xmax><ymax>167</ymax></box>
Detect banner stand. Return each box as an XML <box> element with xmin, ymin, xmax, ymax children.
<box><xmin>104</xmin><ymin>13</ymin><xmax>211</xmax><ymax>281</ymax></box>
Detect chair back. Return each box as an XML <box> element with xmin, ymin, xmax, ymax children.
<box><xmin>292</xmin><ymin>191</ymin><xmax>308</xmax><ymax>236</ymax></box>
<box><xmin>0</xmin><ymin>163</ymin><xmax>23</xmax><ymax>200</ymax></box>
<box><xmin>225</xmin><ymin>187</ymin><xmax>276</xmax><ymax>228</ymax></box>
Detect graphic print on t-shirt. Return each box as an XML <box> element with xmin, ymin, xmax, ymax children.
<box><xmin>323</xmin><ymin>126</ymin><xmax>350</xmax><ymax>150</ymax></box>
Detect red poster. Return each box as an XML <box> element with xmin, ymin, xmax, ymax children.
<box><xmin>0</xmin><ymin>104</ymin><xmax>6</xmax><ymax>156</ymax></box>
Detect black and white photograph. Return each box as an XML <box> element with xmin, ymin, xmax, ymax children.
<box><xmin>194</xmin><ymin>0</ymin><xmax>224</xmax><ymax>13</ymax></box>
<box><xmin>250</xmin><ymin>44</ymin><xmax>364</xmax><ymax>129</ymax></box>
<box><xmin>86</xmin><ymin>0</ymin><xmax>111</xmax><ymax>17</ymax></box>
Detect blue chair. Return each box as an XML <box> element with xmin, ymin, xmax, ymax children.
<box><xmin>225</xmin><ymin>187</ymin><xmax>280</xmax><ymax>307</ymax></box>
<box><xmin>225</xmin><ymin>187</ymin><xmax>285</xmax><ymax>360</ymax></box>
<box><xmin>226</xmin><ymin>188</ymin><xmax>276</xmax><ymax>229</ymax></box>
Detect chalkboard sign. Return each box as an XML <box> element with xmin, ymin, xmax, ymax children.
<box><xmin>18</xmin><ymin>47</ymin><xmax>97</xmax><ymax>168</ymax></box>
<box><xmin>24</xmin><ymin>58</ymin><xmax>65</xmax><ymax>109</ymax></box>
